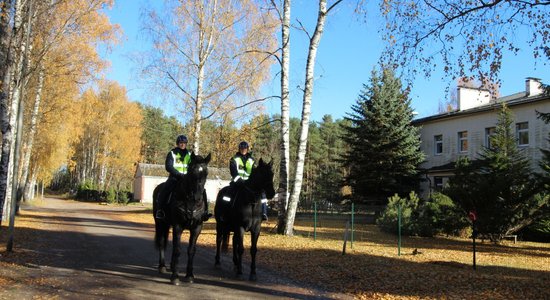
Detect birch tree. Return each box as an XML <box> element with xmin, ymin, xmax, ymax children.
<box><xmin>269</xmin><ymin>0</ymin><xmax>292</xmax><ymax>233</ymax></box>
<box><xmin>18</xmin><ymin>0</ymin><xmax>118</xmax><ymax>201</ymax></box>
<box><xmin>70</xmin><ymin>81</ymin><xmax>142</xmax><ymax>191</ymax></box>
<box><xmin>377</xmin><ymin>0</ymin><xmax>550</xmax><ymax>84</ymax></box>
<box><xmin>141</xmin><ymin>0</ymin><xmax>277</xmax><ymax>154</ymax></box>
<box><xmin>0</xmin><ymin>0</ymin><xmax>32</xmax><ymax>224</ymax></box>
<box><xmin>0</xmin><ymin>0</ymin><xmax>14</xmax><ymax>224</ymax></box>
<box><xmin>283</xmin><ymin>0</ymin><xmax>342</xmax><ymax>235</ymax></box>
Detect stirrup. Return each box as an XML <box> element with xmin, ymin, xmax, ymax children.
<box><xmin>156</xmin><ymin>210</ymin><xmax>165</xmax><ymax>219</ymax></box>
<box><xmin>262</xmin><ymin>214</ymin><xmax>268</xmax><ymax>221</ymax></box>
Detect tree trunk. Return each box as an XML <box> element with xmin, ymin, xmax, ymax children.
<box><xmin>276</xmin><ymin>0</ymin><xmax>291</xmax><ymax>234</ymax></box>
<box><xmin>0</xmin><ymin>0</ymin><xmax>14</xmax><ymax>224</ymax></box>
<box><xmin>193</xmin><ymin>62</ymin><xmax>204</xmax><ymax>154</ymax></box>
<box><xmin>0</xmin><ymin>0</ymin><xmax>26</xmax><ymax>225</ymax></box>
<box><xmin>21</xmin><ymin>63</ymin><xmax>43</xmax><ymax>201</ymax></box>
<box><xmin>284</xmin><ymin>0</ymin><xmax>339</xmax><ymax>236</ymax></box>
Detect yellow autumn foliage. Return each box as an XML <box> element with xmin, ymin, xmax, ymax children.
<box><xmin>70</xmin><ymin>81</ymin><xmax>142</xmax><ymax>190</ymax></box>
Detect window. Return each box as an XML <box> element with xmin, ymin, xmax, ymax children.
<box><xmin>434</xmin><ymin>135</ymin><xmax>443</xmax><ymax>155</ymax></box>
<box><xmin>458</xmin><ymin>131</ymin><xmax>468</xmax><ymax>153</ymax></box>
<box><xmin>433</xmin><ymin>176</ymin><xmax>444</xmax><ymax>191</ymax></box>
<box><xmin>516</xmin><ymin>122</ymin><xmax>529</xmax><ymax>146</ymax></box>
<box><xmin>485</xmin><ymin>127</ymin><xmax>496</xmax><ymax>149</ymax></box>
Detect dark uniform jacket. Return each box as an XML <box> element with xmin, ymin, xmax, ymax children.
<box><xmin>165</xmin><ymin>147</ymin><xmax>190</xmax><ymax>180</ymax></box>
<box><xmin>229</xmin><ymin>152</ymin><xmax>254</xmax><ymax>180</ymax></box>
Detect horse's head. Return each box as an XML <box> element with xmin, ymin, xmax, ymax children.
<box><xmin>254</xmin><ymin>158</ymin><xmax>276</xmax><ymax>199</ymax></box>
<box><xmin>186</xmin><ymin>152</ymin><xmax>211</xmax><ymax>203</ymax></box>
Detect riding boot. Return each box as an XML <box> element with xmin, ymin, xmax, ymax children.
<box><xmin>261</xmin><ymin>203</ymin><xmax>268</xmax><ymax>221</ymax></box>
<box><xmin>201</xmin><ymin>194</ymin><xmax>213</xmax><ymax>221</ymax></box>
<box><xmin>156</xmin><ymin>178</ymin><xmax>176</xmax><ymax>219</ymax></box>
<box><xmin>261</xmin><ymin>192</ymin><xmax>268</xmax><ymax>221</ymax></box>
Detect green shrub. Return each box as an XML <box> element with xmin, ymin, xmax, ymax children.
<box><xmin>117</xmin><ymin>191</ymin><xmax>132</xmax><ymax>204</ymax></box>
<box><xmin>106</xmin><ymin>188</ymin><xmax>117</xmax><ymax>204</ymax></box>
<box><xmin>414</xmin><ymin>193</ymin><xmax>470</xmax><ymax>237</ymax></box>
<box><xmin>377</xmin><ymin>191</ymin><xmax>419</xmax><ymax>235</ymax></box>
<box><xmin>518</xmin><ymin>214</ymin><xmax>550</xmax><ymax>242</ymax></box>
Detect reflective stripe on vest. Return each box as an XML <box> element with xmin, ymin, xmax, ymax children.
<box><xmin>234</xmin><ymin>156</ymin><xmax>254</xmax><ymax>180</ymax></box>
<box><xmin>171</xmin><ymin>151</ymin><xmax>191</xmax><ymax>174</ymax></box>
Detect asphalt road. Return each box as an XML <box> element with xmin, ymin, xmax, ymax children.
<box><xmin>2</xmin><ymin>197</ymin><xmax>349</xmax><ymax>300</ymax></box>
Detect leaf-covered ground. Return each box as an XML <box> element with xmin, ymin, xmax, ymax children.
<box><xmin>1</xmin><ymin>200</ymin><xmax>549</xmax><ymax>299</ymax></box>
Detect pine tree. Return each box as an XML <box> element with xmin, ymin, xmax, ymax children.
<box><xmin>342</xmin><ymin>68</ymin><xmax>424</xmax><ymax>205</ymax></box>
<box><xmin>445</xmin><ymin>104</ymin><xmax>547</xmax><ymax>241</ymax></box>
<box><xmin>140</xmin><ymin>105</ymin><xmax>184</xmax><ymax>164</ymax></box>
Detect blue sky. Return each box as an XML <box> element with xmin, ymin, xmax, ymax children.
<box><xmin>102</xmin><ymin>0</ymin><xmax>550</xmax><ymax>122</ymax></box>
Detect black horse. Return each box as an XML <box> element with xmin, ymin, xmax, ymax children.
<box><xmin>214</xmin><ymin>158</ymin><xmax>275</xmax><ymax>281</ymax></box>
<box><xmin>153</xmin><ymin>153</ymin><xmax>211</xmax><ymax>285</ymax></box>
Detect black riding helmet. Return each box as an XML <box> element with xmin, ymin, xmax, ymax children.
<box><xmin>238</xmin><ymin>141</ymin><xmax>249</xmax><ymax>149</ymax></box>
<box><xmin>176</xmin><ymin>135</ymin><xmax>188</xmax><ymax>144</ymax></box>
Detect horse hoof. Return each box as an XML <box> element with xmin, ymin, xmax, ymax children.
<box><xmin>249</xmin><ymin>274</ymin><xmax>257</xmax><ymax>281</ymax></box>
<box><xmin>184</xmin><ymin>275</ymin><xmax>194</xmax><ymax>283</ymax></box>
<box><xmin>170</xmin><ymin>278</ymin><xmax>180</xmax><ymax>286</ymax></box>
<box><xmin>158</xmin><ymin>266</ymin><xmax>167</xmax><ymax>274</ymax></box>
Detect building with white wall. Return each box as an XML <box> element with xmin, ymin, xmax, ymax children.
<box><xmin>133</xmin><ymin>163</ymin><xmax>231</xmax><ymax>204</ymax></box>
<box><xmin>413</xmin><ymin>78</ymin><xmax>550</xmax><ymax>198</ymax></box>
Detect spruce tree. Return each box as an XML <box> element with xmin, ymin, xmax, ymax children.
<box><xmin>445</xmin><ymin>104</ymin><xmax>546</xmax><ymax>241</ymax></box>
<box><xmin>342</xmin><ymin>69</ymin><xmax>424</xmax><ymax>205</ymax></box>
<box><xmin>140</xmin><ymin>105</ymin><xmax>184</xmax><ymax>164</ymax></box>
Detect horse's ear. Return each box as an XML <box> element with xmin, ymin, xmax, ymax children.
<box><xmin>268</xmin><ymin>159</ymin><xmax>273</xmax><ymax>168</ymax></box>
<box><xmin>258</xmin><ymin>158</ymin><xmax>264</xmax><ymax>166</ymax></box>
<box><xmin>190</xmin><ymin>151</ymin><xmax>196</xmax><ymax>160</ymax></box>
<box><xmin>205</xmin><ymin>153</ymin><xmax>211</xmax><ymax>164</ymax></box>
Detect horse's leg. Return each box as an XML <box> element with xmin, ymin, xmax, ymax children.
<box><xmin>215</xmin><ymin>222</ymin><xmax>223</xmax><ymax>268</ymax></box>
<box><xmin>184</xmin><ymin>224</ymin><xmax>202</xmax><ymax>283</ymax></box>
<box><xmin>249</xmin><ymin>225</ymin><xmax>260</xmax><ymax>281</ymax></box>
<box><xmin>155</xmin><ymin>221</ymin><xmax>168</xmax><ymax>274</ymax></box>
<box><xmin>170</xmin><ymin>224</ymin><xmax>183</xmax><ymax>285</ymax></box>
<box><xmin>232</xmin><ymin>227</ymin><xmax>245</xmax><ymax>277</ymax></box>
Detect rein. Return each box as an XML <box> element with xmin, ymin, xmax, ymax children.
<box><xmin>174</xmin><ymin>171</ymin><xmax>205</xmax><ymax>219</ymax></box>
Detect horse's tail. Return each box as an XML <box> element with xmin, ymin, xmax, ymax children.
<box><xmin>215</xmin><ymin>186</ymin><xmax>232</xmax><ymax>252</ymax></box>
<box><xmin>221</xmin><ymin>229</ymin><xmax>230</xmax><ymax>253</ymax></box>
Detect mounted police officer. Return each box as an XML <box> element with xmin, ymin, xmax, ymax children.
<box><xmin>155</xmin><ymin>135</ymin><xmax>212</xmax><ymax>221</ymax></box>
<box><xmin>227</xmin><ymin>141</ymin><xmax>268</xmax><ymax>221</ymax></box>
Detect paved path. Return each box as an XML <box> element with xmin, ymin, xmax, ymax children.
<box><xmin>2</xmin><ymin>197</ymin><xmax>349</xmax><ymax>300</ymax></box>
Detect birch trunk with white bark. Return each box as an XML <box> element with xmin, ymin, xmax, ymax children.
<box><xmin>21</xmin><ymin>63</ymin><xmax>43</xmax><ymax>201</ymax></box>
<box><xmin>276</xmin><ymin>0</ymin><xmax>291</xmax><ymax>234</ymax></box>
<box><xmin>0</xmin><ymin>0</ymin><xmax>14</xmax><ymax>224</ymax></box>
<box><xmin>1</xmin><ymin>0</ymin><xmax>27</xmax><ymax>224</ymax></box>
<box><xmin>193</xmin><ymin>64</ymin><xmax>205</xmax><ymax>154</ymax></box>
<box><xmin>284</xmin><ymin>0</ymin><xmax>341</xmax><ymax>236</ymax></box>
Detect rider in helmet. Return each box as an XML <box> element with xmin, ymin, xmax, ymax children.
<box><xmin>155</xmin><ymin>135</ymin><xmax>212</xmax><ymax>221</ymax></box>
<box><xmin>227</xmin><ymin>141</ymin><xmax>268</xmax><ymax>221</ymax></box>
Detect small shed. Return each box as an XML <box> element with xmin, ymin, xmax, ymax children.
<box><xmin>133</xmin><ymin>163</ymin><xmax>231</xmax><ymax>204</ymax></box>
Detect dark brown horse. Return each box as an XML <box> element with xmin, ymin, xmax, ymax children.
<box><xmin>153</xmin><ymin>153</ymin><xmax>211</xmax><ymax>285</ymax></box>
<box><xmin>214</xmin><ymin>158</ymin><xmax>275</xmax><ymax>281</ymax></box>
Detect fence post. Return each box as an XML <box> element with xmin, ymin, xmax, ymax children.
<box><xmin>351</xmin><ymin>202</ymin><xmax>354</xmax><ymax>249</ymax></box>
<box><xmin>342</xmin><ymin>220</ymin><xmax>350</xmax><ymax>255</ymax></box>
<box><xmin>398</xmin><ymin>203</ymin><xmax>402</xmax><ymax>256</ymax></box>
<box><xmin>314</xmin><ymin>202</ymin><xmax>317</xmax><ymax>241</ymax></box>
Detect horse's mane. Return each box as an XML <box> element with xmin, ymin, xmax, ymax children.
<box><xmin>173</xmin><ymin>152</ymin><xmax>211</xmax><ymax>205</ymax></box>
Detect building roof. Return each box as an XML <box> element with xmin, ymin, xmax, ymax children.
<box><xmin>134</xmin><ymin>163</ymin><xmax>231</xmax><ymax>180</ymax></box>
<box><xmin>135</xmin><ymin>163</ymin><xmax>166</xmax><ymax>177</ymax></box>
<box><xmin>412</xmin><ymin>92</ymin><xmax>550</xmax><ymax>125</ymax></box>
